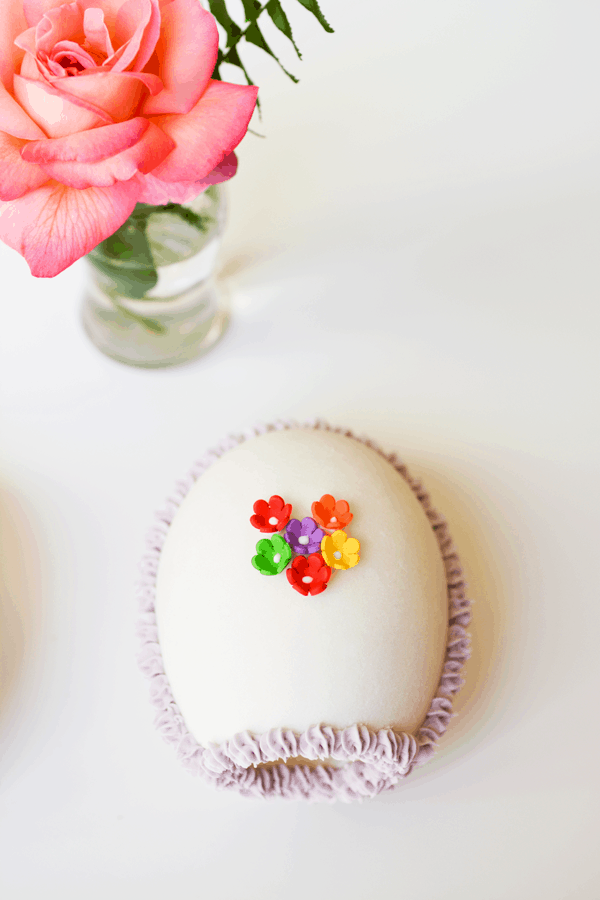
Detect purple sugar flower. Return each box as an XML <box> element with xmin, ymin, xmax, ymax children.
<box><xmin>284</xmin><ymin>517</ymin><xmax>324</xmax><ymax>555</ymax></box>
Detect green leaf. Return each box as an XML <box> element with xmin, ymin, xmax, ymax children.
<box><xmin>221</xmin><ymin>43</ymin><xmax>256</xmax><ymax>87</ymax></box>
<box><xmin>135</xmin><ymin>202</ymin><xmax>212</xmax><ymax>233</ymax></box>
<box><xmin>213</xmin><ymin>1</ymin><xmax>334</xmax><ymax>92</ymax></box>
<box><xmin>266</xmin><ymin>0</ymin><xmax>302</xmax><ymax>59</ymax></box>
<box><xmin>208</xmin><ymin>0</ymin><xmax>242</xmax><ymax>41</ymax></box>
<box><xmin>213</xmin><ymin>2</ymin><xmax>337</xmax><ymax>99</ymax></box>
<box><xmin>90</xmin><ymin>252</ymin><xmax>158</xmax><ymax>301</ymax></box>
<box><xmin>245</xmin><ymin>21</ymin><xmax>299</xmax><ymax>82</ymax></box>
<box><xmin>93</xmin><ymin>215</ymin><xmax>159</xmax><ymax>300</ymax></box>
<box><xmin>295</xmin><ymin>0</ymin><xmax>334</xmax><ymax>33</ymax></box>
<box><xmin>241</xmin><ymin>0</ymin><xmax>263</xmax><ymax>21</ymax></box>
<box><xmin>208</xmin><ymin>1</ymin><xmax>241</xmax><ymax>77</ymax></box>
<box><xmin>212</xmin><ymin>48</ymin><xmax>223</xmax><ymax>80</ymax></box>
<box><xmin>119</xmin><ymin>308</ymin><xmax>166</xmax><ymax>334</ymax></box>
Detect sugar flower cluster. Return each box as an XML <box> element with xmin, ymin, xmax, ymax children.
<box><xmin>250</xmin><ymin>494</ymin><xmax>360</xmax><ymax>596</ymax></box>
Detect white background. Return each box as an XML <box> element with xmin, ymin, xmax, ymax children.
<box><xmin>1</xmin><ymin>1</ymin><xmax>599</xmax><ymax>897</ymax></box>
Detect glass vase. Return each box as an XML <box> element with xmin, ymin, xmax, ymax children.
<box><xmin>81</xmin><ymin>185</ymin><xmax>228</xmax><ymax>368</ymax></box>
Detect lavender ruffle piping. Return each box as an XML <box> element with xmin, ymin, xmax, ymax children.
<box><xmin>137</xmin><ymin>420</ymin><xmax>472</xmax><ymax>802</ymax></box>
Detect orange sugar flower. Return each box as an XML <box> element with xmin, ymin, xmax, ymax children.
<box><xmin>311</xmin><ymin>495</ymin><xmax>353</xmax><ymax>532</ymax></box>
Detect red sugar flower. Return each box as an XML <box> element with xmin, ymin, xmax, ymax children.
<box><xmin>250</xmin><ymin>495</ymin><xmax>292</xmax><ymax>533</ymax></box>
<box><xmin>311</xmin><ymin>494</ymin><xmax>353</xmax><ymax>532</ymax></box>
<box><xmin>287</xmin><ymin>553</ymin><xmax>331</xmax><ymax>596</ymax></box>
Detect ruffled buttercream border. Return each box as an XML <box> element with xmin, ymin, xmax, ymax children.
<box><xmin>137</xmin><ymin>420</ymin><xmax>472</xmax><ymax>802</ymax></box>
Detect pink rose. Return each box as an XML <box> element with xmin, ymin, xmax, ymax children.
<box><xmin>0</xmin><ymin>0</ymin><xmax>258</xmax><ymax>276</ymax></box>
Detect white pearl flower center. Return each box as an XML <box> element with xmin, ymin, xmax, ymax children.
<box><xmin>268</xmin><ymin>516</ymin><xmax>278</xmax><ymax>526</ymax></box>
<box><xmin>302</xmin><ymin>575</ymin><xmax>313</xmax><ymax>583</ymax></box>
<box><xmin>333</xmin><ymin>551</ymin><xmax>342</xmax><ymax>560</ymax></box>
<box><xmin>298</xmin><ymin>535</ymin><xmax>309</xmax><ymax>545</ymax></box>
<box><xmin>273</xmin><ymin>553</ymin><xmax>281</xmax><ymax>564</ymax></box>
<box><xmin>330</xmin><ymin>516</ymin><xmax>337</xmax><ymax>523</ymax></box>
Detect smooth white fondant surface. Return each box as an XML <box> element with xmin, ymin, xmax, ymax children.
<box><xmin>155</xmin><ymin>429</ymin><xmax>448</xmax><ymax>745</ymax></box>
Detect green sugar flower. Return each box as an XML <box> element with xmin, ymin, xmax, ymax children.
<box><xmin>252</xmin><ymin>534</ymin><xmax>292</xmax><ymax>575</ymax></box>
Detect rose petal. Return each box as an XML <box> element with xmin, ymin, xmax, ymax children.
<box><xmin>0</xmin><ymin>131</ymin><xmax>49</xmax><ymax>200</ymax></box>
<box><xmin>77</xmin><ymin>67</ymin><xmax>164</xmax><ymax>95</ymax></box>
<box><xmin>24</xmin><ymin>0</ymin><xmax>123</xmax><ymax>30</ymax></box>
<box><xmin>106</xmin><ymin>0</ymin><xmax>157</xmax><ymax>73</ymax></box>
<box><xmin>0</xmin><ymin>177</ymin><xmax>142</xmax><ymax>276</ymax></box>
<box><xmin>22</xmin><ymin>116</ymin><xmax>149</xmax><ymax>163</ymax></box>
<box><xmin>14</xmin><ymin>74</ymin><xmax>113</xmax><ymax>137</ymax></box>
<box><xmin>120</xmin><ymin>70</ymin><xmax>163</xmax><ymax>95</ymax></box>
<box><xmin>17</xmin><ymin>36</ymin><xmax>62</xmax><ymax>79</ymax></box>
<box><xmin>20</xmin><ymin>50</ymin><xmax>46</xmax><ymax>81</ymax></box>
<box><xmin>141</xmin><ymin>0</ymin><xmax>218</xmax><ymax>116</ymax></box>
<box><xmin>0</xmin><ymin>1</ymin><xmax>28</xmax><ymax>90</ymax></box>
<box><xmin>115</xmin><ymin>0</ymin><xmax>160</xmax><ymax>72</ymax></box>
<box><xmin>79</xmin><ymin>0</ymin><xmax>126</xmax><ymax>31</ymax></box>
<box><xmin>135</xmin><ymin>174</ymin><xmax>205</xmax><ymax>204</ymax></box>
<box><xmin>14</xmin><ymin>26</ymin><xmax>38</xmax><ymax>58</ymax></box>
<box><xmin>150</xmin><ymin>80</ymin><xmax>257</xmax><ymax>183</ymax></box>
<box><xmin>24</xmin><ymin>0</ymin><xmax>71</xmax><ymax>28</ymax></box>
<box><xmin>36</xmin><ymin>122</ymin><xmax>174</xmax><ymax>188</ymax></box>
<box><xmin>35</xmin><ymin>3</ymin><xmax>84</xmax><ymax>57</ymax></box>
<box><xmin>50</xmin><ymin>40</ymin><xmax>97</xmax><ymax>69</ymax></box>
<box><xmin>0</xmin><ymin>81</ymin><xmax>46</xmax><ymax>139</ymax></box>
<box><xmin>136</xmin><ymin>154</ymin><xmax>237</xmax><ymax>203</ymax></box>
<box><xmin>51</xmin><ymin>70</ymin><xmax>161</xmax><ymax>121</ymax></box>
<box><xmin>83</xmin><ymin>7</ymin><xmax>114</xmax><ymax>59</ymax></box>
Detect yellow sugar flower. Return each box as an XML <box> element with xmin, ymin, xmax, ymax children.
<box><xmin>320</xmin><ymin>530</ymin><xmax>360</xmax><ymax>570</ymax></box>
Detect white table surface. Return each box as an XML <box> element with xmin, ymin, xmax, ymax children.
<box><xmin>1</xmin><ymin>1</ymin><xmax>599</xmax><ymax>897</ymax></box>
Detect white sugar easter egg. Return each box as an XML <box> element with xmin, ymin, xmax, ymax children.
<box><xmin>140</xmin><ymin>424</ymin><xmax>471</xmax><ymax>801</ymax></box>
